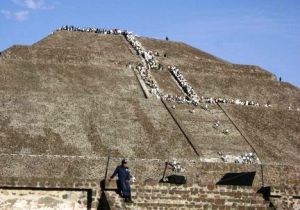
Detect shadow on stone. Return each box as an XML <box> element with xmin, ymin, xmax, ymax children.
<box><xmin>257</xmin><ymin>186</ymin><xmax>271</xmax><ymax>201</ymax></box>
<box><xmin>97</xmin><ymin>179</ymin><xmax>123</xmax><ymax>210</ymax></box>
<box><xmin>257</xmin><ymin>186</ymin><xmax>276</xmax><ymax>208</ymax></box>
<box><xmin>216</xmin><ymin>171</ymin><xmax>256</xmax><ymax>186</ymax></box>
<box><xmin>100</xmin><ymin>179</ymin><xmax>105</xmax><ymax>191</ymax></box>
<box><xmin>97</xmin><ymin>191</ymin><xmax>110</xmax><ymax>210</ymax></box>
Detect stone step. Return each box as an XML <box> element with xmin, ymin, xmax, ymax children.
<box><xmin>129</xmin><ymin>185</ymin><xmax>268</xmax><ymax>208</ymax></box>
<box><xmin>106</xmin><ymin>183</ymin><xmax>271</xmax><ymax>209</ymax></box>
<box><xmin>125</xmin><ymin>201</ymin><xmax>273</xmax><ymax>210</ymax></box>
<box><xmin>132</xmin><ymin>189</ymin><xmax>264</xmax><ymax>198</ymax></box>
<box><xmin>271</xmin><ymin>186</ymin><xmax>300</xmax><ymax>196</ymax></box>
<box><xmin>132</xmin><ymin>188</ymin><xmax>259</xmax><ymax>197</ymax></box>
<box><xmin>133</xmin><ymin>192</ymin><xmax>265</xmax><ymax>204</ymax></box>
<box><xmin>131</xmin><ymin>195</ymin><xmax>267</xmax><ymax>206</ymax></box>
<box><xmin>133</xmin><ymin>184</ymin><xmax>256</xmax><ymax>193</ymax></box>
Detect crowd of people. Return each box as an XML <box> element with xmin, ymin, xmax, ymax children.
<box><xmin>199</xmin><ymin>96</ymin><xmax>260</xmax><ymax>107</ymax></box>
<box><xmin>57</xmin><ymin>26</ymin><xmax>164</xmax><ymax>99</ymax></box>
<box><xmin>136</xmin><ymin>64</ymin><xmax>161</xmax><ymax>96</ymax></box>
<box><xmin>235</xmin><ymin>152</ymin><xmax>260</xmax><ymax>164</ymax></box>
<box><xmin>218</xmin><ymin>152</ymin><xmax>259</xmax><ymax>164</ymax></box>
<box><xmin>57</xmin><ymin>25</ymin><xmax>162</xmax><ymax>98</ymax></box>
<box><xmin>167</xmin><ymin>65</ymin><xmax>264</xmax><ymax>109</ymax></box>
<box><xmin>53</xmin><ymin>25</ymin><xmax>300</xmax><ymax>168</ymax></box>
<box><xmin>56</xmin><ymin>26</ymin><xmax>163</xmax><ymax>103</ymax></box>
<box><xmin>127</xmin><ymin>39</ymin><xmax>161</xmax><ymax>98</ymax></box>
<box><xmin>57</xmin><ymin>25</ymin><xmax>127</xmax><ymax>35</ymax></box>
<box><xmin>169</xmin><ymin>66</ymin><xmax>200</xmax><ymax>105</ymax></box>
<box><xmin>161</xmin><ymin>94</ymin><xmax>191</xmax><ymax>104</ymax></box>
<box><xmin>167</xmin><ymin>160</ymin><xmax>185</xmax><ymax>173</ymax></box>
<box><xmin>56</xmin><ymin>25</ymin><xmax>299</xmax><ymax>112</ymax></box>
<box><xmin>57</xmin><ymin>25</ymin><xmax>197</xmax><ymax>103</ymax></box>
<box><xmin>124</xmin><ymin>33</ymin><xmax>159</xmax><ymax>70</ymax></box>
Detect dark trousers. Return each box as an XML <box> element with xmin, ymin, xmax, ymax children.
<box><xmin>119</xmin><ymin>180</ymin><xmax>131</xmax><ymax>198</ymax></box>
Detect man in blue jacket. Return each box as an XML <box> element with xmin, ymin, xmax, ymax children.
<box><xmin>109</xmin><ymin>159</ymin><xmax>133</xmax><ymax>203</ymax></box>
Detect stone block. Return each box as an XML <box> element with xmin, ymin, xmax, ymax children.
<box><xmin>215</xmin><ymin>199</ymin><xmax>225</xmax><ymax>205</ymax></box>
<box><xmin>105</xmin><ymin>179</ymin><xmax>118</xmax><ymax>190</ymax></box>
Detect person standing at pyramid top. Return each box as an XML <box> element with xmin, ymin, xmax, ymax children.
<box><xmin>109</xmin><ymin>159</ymin><xmax>133</xmax><ymax>203</ymax></box>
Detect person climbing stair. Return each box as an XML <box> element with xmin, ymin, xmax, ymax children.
<box><xmin>109</xmin><ymin>159</ymin><xmax>133</xmax><ymax>203</ymax></box>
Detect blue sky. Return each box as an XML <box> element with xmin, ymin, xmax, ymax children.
<box><xmin>1</xmin><ymin>0</ymin><xmax>300</xmax><ymax>87</ymax></box>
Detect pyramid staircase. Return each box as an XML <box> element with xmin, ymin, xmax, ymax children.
<box><xmin>104</xmin><ymin>182</ymin><xmax>274</xmax><ymax>210</ymax></box>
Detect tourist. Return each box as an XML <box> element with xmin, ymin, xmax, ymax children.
<box><xmin>109</xmin><ymin>159</ymin><xmax>133</xmax><ymax>203</ymax></box>
<box><xmin>55</xmin><ymin>25</ymin><xmax>298</xmax><ymax>111</ymax></box>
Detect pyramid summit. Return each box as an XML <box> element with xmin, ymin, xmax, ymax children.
<box><xmin>0</xmin><ymin>26</ymin><xmax>299</xmax><ymax>209</ymax></box>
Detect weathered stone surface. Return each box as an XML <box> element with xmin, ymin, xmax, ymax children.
<box><xmin>0</xmin><ymin>189</ymin><xmax>87</xmax><ymax>210</ymax></box>
<box><xmin>0</xmin><ymin>29</ymin><xmax>299</xmax><ymax>209</ymax></box>
<box><xmin>105</xmin><ymin>183</ymin><xmax>271</xmax><ymax>210</ymax></box>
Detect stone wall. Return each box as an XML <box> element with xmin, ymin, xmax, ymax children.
<box><xmin>0</xmin><ymin>188</ymin><xmax>88</xmax><ymax>210</ymax></box>
<box><xmin>270</xmin><ymin>184</ymin><xmax>300</xmax><ymax>209</ymax></box>
<box><xmin>105</xmin><ymin>183</ymin><xmax>272</xmax><ymax>210</ymax></box>
<box><xmin>263</xmin><ymin>164</ymin><xmax>300</xmax><ymax>187</ymax></box>
<box><xmin>1</xmin><ymin>154</ymin><xmax>298</xmax><ymax>190</ymax></box>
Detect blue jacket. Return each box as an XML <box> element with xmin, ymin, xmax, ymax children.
<box><xmin>111</xmin><ymin>165</ymin><xmax>131</xmax><ymax>181</ymax></box>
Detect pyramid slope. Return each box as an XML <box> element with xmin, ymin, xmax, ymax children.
<box><xmin>0</xmin><ymin>30</ymin><xmax>299</xmax><ymax>189</ymax></box>
<box><xmin>138</xmin><ymin>37</ymin><xmax>300</xmax><ymax>109</ymax></box>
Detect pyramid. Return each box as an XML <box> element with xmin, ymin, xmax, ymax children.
<box><xmin>0</xmin><ymin>27</ymin><xmax>299</xmax><ymax>209</ymax></box>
